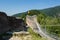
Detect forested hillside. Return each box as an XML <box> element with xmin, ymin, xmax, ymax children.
<box><xmin>41</xmin><ymin>6</ymin><xmax>60</xmax><ymax>17</ymax></box>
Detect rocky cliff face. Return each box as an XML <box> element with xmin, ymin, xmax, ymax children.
<box><xmin>0</xmin><ymin>12</ymin><xmax>27</xmax><ymax>40</ymax></box>
<box><xmin>7</xmin><ymin>16</ymin><xmax>27</xmax><ymax>31</ymax></box>
<box><xmin>0</xmin><ymin>12</ymin><xmax>11</xmax><ymax>34</ymax></box>
<box><xmin>0</xmin><ymin>12</ymin><xmax>27</xmax><ymax>34</ymax></box>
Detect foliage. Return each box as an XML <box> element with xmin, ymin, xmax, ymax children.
<box><xmin>28</xmin><ymin>28</ymin><xmax>47</xmax><ymax>40</ymax></box>
<box><xmin>28</xmin><ymin>10</ymin><xmax>40</xmax><ymax>16</ymax></box>
<box><xmin>37</xmin><ymin>13</ymin><xmax>60</xmax><ymax>37</ymax></box>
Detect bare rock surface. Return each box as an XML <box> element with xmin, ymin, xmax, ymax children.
<box><xmin>9</xmin><ymin>32</ymin><xmax>32</xmax><ymax>40</ymax></box>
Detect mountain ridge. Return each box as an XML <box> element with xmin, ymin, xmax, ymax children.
<box><xmin>13</xmin><ymin>6</ymin><xmax>60</xmax><ymax>17</ymax></box>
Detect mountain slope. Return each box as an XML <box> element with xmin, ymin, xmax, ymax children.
<box><xmin>12</xmin><ymin>6</ymin><xmax>60</xmax><ymax>17</ymax></box>
<box><xmin>41</xmin><ymin>6</ymin><xmax>60</xmax><ymax>17</ymax></box>
<box><xmin>13</xmin><ymin>12</ymin><xmax>27</xmax><ymax>17</ymax></box>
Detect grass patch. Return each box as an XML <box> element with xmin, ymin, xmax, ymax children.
<box><xmin>28</xmin><ymin>27</ymin><xmax>47</xmax><ymax>40</ymax></box>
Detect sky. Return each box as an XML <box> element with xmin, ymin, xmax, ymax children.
<box><xmin>0</xmin><ymin>0</ymin><xmax>60</xmax><ymax>16</ymax></box>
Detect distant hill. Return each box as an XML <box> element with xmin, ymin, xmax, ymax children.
<box><xmin>12</xmin><ymin>6</ymin><xmax>60</xmax><ymax>17</ymax></box>
<box><xmin>12</xmin><ymin>12</ymin><xmax>27</xmax><ymax>17</ymax></box>
<box><xmin>41</xmin><ymin>6</ymin><xmax>60</xmax><ymax>17</ymax></box>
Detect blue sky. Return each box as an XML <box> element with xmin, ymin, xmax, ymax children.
<box><xmin>0</xmin><ymin>0</ymin><xmax>60</xmax><ymax>16</ymax></box>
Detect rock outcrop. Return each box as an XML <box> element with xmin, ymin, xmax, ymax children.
<box><xmin>0</xmin><ymin>12</ymin><xmax>27</xmax><ymax>34</ymax></box>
